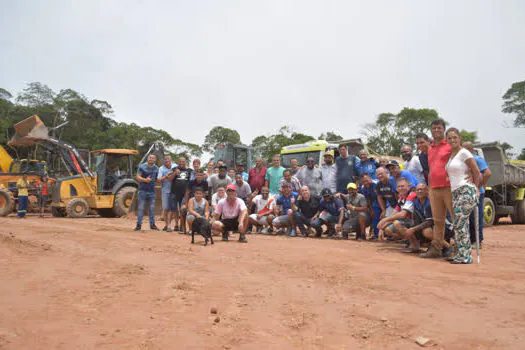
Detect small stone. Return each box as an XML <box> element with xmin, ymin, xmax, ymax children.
<box><xmin>214</xmin><ymin>316</ymin><xmax>220</xmax><ymax>323</ymax></box>
<box><xmin>362</xmin><ymin>334</ymin><xmax>368</xmax><ymax>339</ymax></box>
<box><xmin>150</xmin><ymin>316</ymin><xmax>154</xmax><ymax>319</ymax></box>
<box><xmin>100</xmin><ymin>332</ymin><xmax>107</xmax><ymax>336</ymax></box>
<box><xmin>415</xmin><ymin>337</ymin><xmax>431</xmax><ymax>346</ymax></box>
<box><xmin>380</xmin><ymin>317</ymin><xmax>388</xmax><ymax>322</ymax></box>
<box><xmin>210</xmin><ymin>307</ymin><xmax>218</xmax><ymax>314</ymax></box>
<box><xmin>115</xmin><ymin>329</ymin><xmax>121</xmax><ymax>333</ymax></box>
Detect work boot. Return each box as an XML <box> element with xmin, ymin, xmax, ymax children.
<box><xmin>420</xmin><ymin>245</ymin><xmax>443</xmax><ymax>259</ymax></box>
<box><xmin>150</xmin><ymin>225</ymin><xmax>160</xmax><ymax>231</ymax></box>
<box><xmin>134</xmin><ymin>225</ymin><xmax>142</xmax><ymax>231</ymax></box>
<box><xmin>238</xmin><ymin>234</ymin><xmax>248</xmax><ymax>243</ymax></box>
<box><xmin>222</xmin><ymin>232</ymin><xmax>229</xmax><ymax>241</ymax></box>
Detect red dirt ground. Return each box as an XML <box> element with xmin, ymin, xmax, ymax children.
<box><xmin>0</xmin><ymin>215</ymin><xmax>524</xmax><ymax>349</ymax></box>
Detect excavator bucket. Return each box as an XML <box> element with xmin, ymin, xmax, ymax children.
<box><xmin>8</xmin><ymin>115</ymin><xmax>50</xmax><ymax>146</ymax></box>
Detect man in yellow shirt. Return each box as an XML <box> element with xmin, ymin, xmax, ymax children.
<box><xmin>16</xmin><ymin>174</ymin><xmax>29</xmax><ymax>218</ymax></box>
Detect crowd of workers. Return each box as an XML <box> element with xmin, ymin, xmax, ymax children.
<box><xmin>135</xmin><ymin>119</ymin><xmax>491</xmax><ymax>264</ymax></box>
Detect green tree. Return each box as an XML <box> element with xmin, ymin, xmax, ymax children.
<box><xmin>500</xmin><ymin>142</ymin><xmax>515</xmax><ymax>158</ymax></box>
<box><xmin>202</xmin><ymin>126</ymin><xmax>241</xmax><ymax>153</ymax></box>
<box><xmin>459</xmin><ymin>130</ymin><xmax>478</xmax><ymax>143</ymax></box>
<box><xmin>318</xmin><ymin>131</ymin><xmax>343</xmax><ymax>142</ymax></box>
<box><xmin>362</xmin><ymin>108</ymin><xmax>441</xmax><ymax>156</ymax></box>
<box><xmin>502</xmin><ymin>80</ymin><xmax>525</xmax><ymax>127</ymax></box>
<box><xmin>252</xmin><ymin>126</ymin><xmax>314</xmax><ymax>162</ymax></box>
<box><xmin>518</xmin><ymin>149</ymin><xmax>525</xmax><ymax>161</ymax></box>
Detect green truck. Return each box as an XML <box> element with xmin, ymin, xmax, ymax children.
<box><xmin>476</xmin><ymin>142</ymin><xmax>525</xmax><ymax>226</ymax></box>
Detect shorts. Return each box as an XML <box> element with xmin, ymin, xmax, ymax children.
<box><xmin>186</xmin><ymin>214</ymin><xmax>206</xmax><ymax>222</ymax></box>
<box><xmin>319</xmin><ymin>211</ymin><xmax>346</xmax><ymax>224</ymax></box>
<box><xmin>249</xmin><ymin>213</ymin><xmax>269</xmax><ymax>226</ymax></box>
<box><xmin>343</xmin><ymin>213</ymin><xmax>369</xmax><ymax>231</ymax></box>
<box><xmin>162</xmin><ymin>192</ymin><xmax>176</xmax><ymax>211</ymax></box>
<box><xmin>272</xmin><ymin>214</ymin><xmax>291</xmax><ymax>226</ymax></box>
<box><xmin>387</xmin><ymin>218</ymin><xmax>414</xmax><ymax>234</ymax></box>
<box><xmin>172</xmin><ymin>194</ymin><xmax>185</xmax><ymax>211</ymax></box>
<box><xmin>39</xmin><ymin>195</ymin><xmax>48</xmax><ymax>207</ymax></box>
<box><xmin>221</xmin><ymin>217</ymin><xmax>239</xmax><ymax>232</ymax></box>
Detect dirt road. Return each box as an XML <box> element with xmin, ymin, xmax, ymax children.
<box><xmin>0</xmin><ymin>216</ymin><xmax>524</xmax><ymax>349</ymax></box>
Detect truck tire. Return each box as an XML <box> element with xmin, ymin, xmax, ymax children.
<box><xmin>0</xmin><ymin>189</ymin><xmax>15</xmax><ymax>217</ymax></box>
<box><xmin>66</xmin><ymin>198</ymin><xmax>89</xmax><ymax>218</ymax></box>
<box><xmin>51</xmin><ymin>206</ymin><xmax>66</xmax><ymax>217</ymax></box>
<box><xmin>483</xmin><ymin>197</ymin><xmax>496</xmax><ymax>227</ymax></box>
<box><xmin>515</xmin><ymin>199</ymin><xmax>525</xmax><ymax>224</ymax></box>
<box><xmin>97</xmin><ymin>208</ymin><xmax>116</xmax><ymax>218</ymax></box>
<box><xmin>113</xmin><ymin>186</ymin><xmax>137</xmax><ymax>217</ymax></box>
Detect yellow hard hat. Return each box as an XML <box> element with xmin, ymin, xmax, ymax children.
<box><xmin>347</xmin><ymin>182</ymin><xmax>357</xmax><ymax>190</ymax></box>
<box><xmin>324</xmin><ymin>150</ymin><xmax>335</xmax><ymax>157</ymax></box>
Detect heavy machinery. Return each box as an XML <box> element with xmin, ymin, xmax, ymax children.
<box><xmin>213</xmin><ymin>143</ymin><xmax>255</xmax><ymax>170</ymax></box>
<box><xmin>0</xmin><ymin>145</ymin><xmax>49</xmax><ymax>216</ymax></box>
<box><xmin>475</xmin><ymin>142</ymin><xmax>525</xmax><ymax>226</ymax></box>
<box><xmin>7</xmin><ymin>115</ymin><xmax>139</xmax><ymax>218</ymax></box>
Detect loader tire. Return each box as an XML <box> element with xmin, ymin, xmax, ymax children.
<box><xmin>0</xmin><ymin>189</ymin><xmax>15</xmax><ymax>217</ymax></box>
<box><xmin>514</xmin><ymin>199</ymin><xmax>525</xmax><ymax>224</ymax></box>
<box><xmin>51</xmin><ymin>206</ymin><xmax>66</xmax><ymax>217</ymax></box>
<box><xmin>113</xmin><ymin>186</ymin><xmax>137</xmax><ymax>217</ymax></box>
<box><xmin>66</xmin><ymin>198</ymin><xmax>89</xmax><ymax>218</ymax></box>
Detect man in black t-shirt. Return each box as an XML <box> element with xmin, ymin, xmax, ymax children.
<box><xmin>189</xmin><ymin>170</ymin><xmax>209</xmax><ymax>200</ymax></box>
<box><xmin>291</xmin><ymin>185</ymin><xmax>323</xmax><ymax>237</ymax></box>
<box><xmin>171</xmin><ymin>157</ymin><xmax>193</xmax><ymax>233</ymax></box>
<box><xmin>375</xmin><ymin>167</ymin><xmax>397</xmax><ymax>220</ymax></box>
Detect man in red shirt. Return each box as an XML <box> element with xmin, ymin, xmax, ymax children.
<box><xmin>248</xmin><ymin>157</ymin><xmax>267</xmax><ymax>192</ymax></box>
<box><xmin>421</xmin><ymin>119</ymin><xmax>453</xmax><ymax>258</ymax></box>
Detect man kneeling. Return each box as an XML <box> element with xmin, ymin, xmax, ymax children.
<box><xmin>377</xmin><ymin>178</ymin><xmax>416</xmax><ymax>242</ymax></box>
<box><xmin>343</xmin><ymin>183</ymin><xmax>370</xmax><ymax>240</ymax></box>
<box><xmin>248</xmin><ymin>186</ymin><xmax>274</xmax><ymax>233</ymax></box>
<box><xmin>211</xmin><ymin>184</ymin><xmax>248</xmax><ymax>242</ymax></box>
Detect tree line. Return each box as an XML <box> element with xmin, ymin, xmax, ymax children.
<box><xmin>1</xmin><ymin>80</ymin><xmax>524</xmax><ymax>164</ymax></box>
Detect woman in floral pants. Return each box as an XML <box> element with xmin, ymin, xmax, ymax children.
<box><xmin>445</xmin><ymin>128</ymin><xmax>481</xmax><ymax>264</ymax></box>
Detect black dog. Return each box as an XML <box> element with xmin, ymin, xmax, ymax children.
<box><xmin>191</xmin><ymin>217</ymin><xmax>214</xmax><ymax>246</ymax></box>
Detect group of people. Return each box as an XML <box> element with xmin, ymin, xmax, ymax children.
<box><xmin>135</xmin><ymin>119</ymin><xmax>490</xmax><ymax>264</ymax></box>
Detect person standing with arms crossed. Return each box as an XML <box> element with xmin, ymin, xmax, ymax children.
<box><xmin>134</xmin><ymin>154</ymin><xmax>159</xmax><ymax>231</ymax></box>
<box><xmin>421</xmin><ymin>119</ymin><xmax>453</xmax><ymax>258</ymax></box>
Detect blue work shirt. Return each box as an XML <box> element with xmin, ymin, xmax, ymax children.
<box><xmin>276</xmin><ymin>191</ymin><xmax>299</xmax><ymax>212</ymax></box>
<box><xmin>138</xmin><ymin>163</ymin><xmax>159</xmax><ymax>193</ymax></box>
<box><xmin>357</xmin><ymin>159</ymin><xmax>378</xmax><ymax>180</ymax></box>
<box><xmin>319</xmin><ymin>197</ymin><xmax>345</xmax><ymax>216</ymax></box>
<box><xmin>474</xmin><ymin>155</ymin><xmax>489</xmax><ymax>194</ymax></box>
<box><xmin>414</xmin><ymin>197</ymin><xmax>432</xmax><ymax>221</ymax></box>
<box><xmin>359</xmin><ymin>179</ymin><xmax>380</xmax><ymax>208</ymax></box>
<box><xmin>158</xmin><ymin>164</ymin><xmax>177</xmax><ymax>194</ymax></box>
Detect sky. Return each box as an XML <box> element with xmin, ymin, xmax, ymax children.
<box><xmin>1</xmin><ymin>0</ymin><xmax>524</xmax><ymax>154</ymax></box>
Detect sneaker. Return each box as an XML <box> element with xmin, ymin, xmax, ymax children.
<box><xmin>134</xmin><ymin>225</ymin><xmax>142</xmax><ymax>231</ymax></box>
<box><xmin>173</xmin><ymin>226</ymin><xmax>179</xmax><ymax>232</ymax></box>
<box><xmin>450</xmin><ymin>256</ymin><xmax>473</xmax><ymax>264</ymax></box>
<box><xmin>260</xmin><ymin>228</ymin><xmax>268</xmax><ymax>234</ymax></box>
<box><xmin>445</xmin><ymin>254</ymin><xmax>460</xmax><ymax>262</ymax></box>
<box><xmin>166</xmin><ymin>227</ymin><xmax>173</xmax><ymax>233</ymax></box>
<box><xmin>289</xmin><ymin>229</ymin><xmax>297</xmax><ymax>237</ymax></box>
<box><xmin>162</xmin><ymin>226</ymin><xmax>168</xmax><ymax>232</ymax></box>
<box><xmin>150</xmin><ymin>225</ymin><xmax>160</xmax><ymax>231</ymax></box>
<box><xmin>222</xmin><ymin>232</ymin><xmax>229</xmax><ymax>241</ymax></box>
<box><xmin>238</xmin><ymin>234</ymin><xmax>248</xmax><ymax>243</ymax></box>
<box><xmin>275</xmin><ymin>228</ymin><xmax>284</xmax><ymax>235</ymax></box>
<box><xmin>286</xmin><ymin>227</ymin><xmax>292</xmax><ymax>236</ymax></box>
<box><xmin>442</xmin><ymin>246</ymin><xmax>454</xmax><ymax>258</ymax></box>
<box><xmin>420</xmin><ymin>246</ymin><xmax>443</xmax><ymax>259</ymax></box>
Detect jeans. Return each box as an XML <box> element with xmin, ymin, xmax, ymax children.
<box><xmin>429</xmin><ymin>187</ymin><xmax>453</xmax><ymax>249</ymax></box>
<box><xmin>371</xmin><ymin>203</ymin><xmax>381</xmax><ymax>237</ymax></box>
<box><xmin>292</xmin><ymin>212</ymin><xmax>322</xmax><ymax>234</ymax></box>
<box><xmin>469</xmin><ymin>192</ymin><xmax>484</xmax><ymax>244</ymax></box>
<box><xmin>137</xmin><ymin>190</ymin><xmax>156</xmax><ymax>226</ymax></box>
<box><xmin>18</xmin><ymin>195</ymin><xmax>28</xmax><ymax>218</ymax></box>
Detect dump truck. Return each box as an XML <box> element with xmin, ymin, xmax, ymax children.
<box><xmin>475</xmin><ymin>142</ymin><xmax>525</xmax><ymax>226</ymax></box>
<box><xmin>213</xmin><ymin>143</ymin><xmax>255</xmax><ymax>170</ymax></box>
<box><xmin>7</xmin><ymin>115</ymin><xmax>139</xmax><ymax>218</ymax></box>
